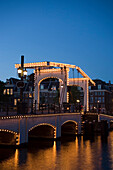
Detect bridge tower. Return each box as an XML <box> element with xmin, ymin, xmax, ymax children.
<box><xmin>15</xmin><ymin>60</ymin><xmax>95</xmax><ymax>111</ymax></box>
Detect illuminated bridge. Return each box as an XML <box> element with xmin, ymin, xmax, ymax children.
<box><xmin>99</xmin><ymin>114</ymin><xmax>113</xmax><ymax>129</ymax></box>
<box><xmin>15</xmin><ymin>60</ymin><xmax>95</xmax><ymax>111</ymax></box>
<box><xmin>0</xmin><ymin>113</ymin><xmax>81</xmax><ymax>146</ymax></box>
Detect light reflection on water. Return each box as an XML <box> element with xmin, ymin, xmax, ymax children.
<box><xmin>0</xmin><ymin>132</ymin><xmax>113</xmax><ymax>170</ymax></box>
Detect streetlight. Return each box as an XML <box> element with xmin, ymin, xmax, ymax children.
<box><xmin>60</xmin><ymin>84</ymin><xmax>64</xmax><ymax>104</ymax></box>
<box><xmin>17</xmin><ymin>67</ymin><xmax>27</xmax><ymax>79</ymax></box>
<box><xmin>76</xmin><ymin>99</ymin><xmax>80</xmax><ymax>103</ymax></box>
<box><xmin>76</xmin><ymin>99</ymin><xmax>80</xmax><ymax>112</ymax></box>
<box><xmin>97</xmin><ymin>100</ymin><xmax>100</xmax><ymax>114</ymax></box>
<box><xmin>61</xmin><ymin>84</ymin><xmax>64</xmax><ymax>88</ymax></box>
<box><xmin>17</xmin><ymin>55</ymin><xmax>27</xmax><ymax>114</ymax></box>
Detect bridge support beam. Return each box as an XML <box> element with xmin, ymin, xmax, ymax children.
<box><xmin>55</xmin><ymin>116</ymin><xmax>61</xmax><ymax>138</ymax></box>
<box><xmin>77</xmin><ymin>115</ymin><xmax>81</xmax><ymax>135</ymax></box>
<box><xmin>19</xmin><ymin>118</ymin><xmax>28</xmax><ymax>145</ymax></box>
<box><xmin>84</xmin><ymin>79</ymin><xmax>89</xmax><ymax>112</ymax></box>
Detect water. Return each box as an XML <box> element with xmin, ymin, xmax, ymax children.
<box><xmin>0</xmin><ymin>132</ymin><xmax>113</xmax><ymax>170</ymax></box>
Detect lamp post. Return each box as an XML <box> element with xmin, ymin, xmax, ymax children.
<box><xmin>97</xmin><ymin>100</ymin><xmax>100</xmax><ymax>114</ymax></box>
<box><xmin>60</xmin><ymin>84</ymin><xmax>64</xmax><ymax>104</ymax></box>
<box><xmin>76</xmin><ymin>99</ymin><xmax>80</xmax><ymax>112</ymax></box>
<box><xmin>17</xmin><ymin>55</ymin><xmax>27</xmax><ymax>113</ymax></box>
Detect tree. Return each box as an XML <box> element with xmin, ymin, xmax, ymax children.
<box><xmin>27</xmin><ymin>73</ymin><xmax>34</xmax><ymax>82</ymax></box>
<box><xmin>68</xmin><ymin>86</ymin><xmax>81</xmax><ymax>104</ymax></box>
<box><xmin>0</xmin><ymin>80</ymin><xmax>10</xmax><ymax>103</ymax></box>
<box><xmin>0</xmin><ymin>81</ymin><xmax>5</xmax><ymax>102</ymax></box>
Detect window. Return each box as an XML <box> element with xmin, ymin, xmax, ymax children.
<box><xmin>24</xmin><ymin>93</ymin><xmax>28</xmax><ymax>98</ymax></box>
<box><xmin>102</xmin><ymin>97</ymin><xmax>104</xmax><ymax>103</ymax></box>
<box><xmin>3</xmin><ymin>89</ymin><xmax>6</xmax><ymax>95</ymax></box>
<box><xmin>95</xmin><ymin>92</ymin><xmax>97</xmax><ymax>95</ymax></box>
<box><xmin>90</xmin><ymin>92</ymin><xmax>93</xmax><ymax>96</ymax></box>
<box><xmin>10</xmin><ymin>89</ymin><xmax>13</xmax><ymax>95</ymax></box>
<box><xmin>102</xmin><ymin>104</ymin><xmax>105</xmax><ymax>108</ymax></box>
<box><xmin>7</xmin><ymin>89</ymin><xmax>9</xmax><ymax>95</ymax></box>
<box><xmin>98</xmin><ymin>97</ymin><xmax>101</xmax><ymax>103</ymax></box>
<box><xmin>90</xmin><ymin>104</ymin><xmax>93</xmax><ymax>110</ymax></box>
<box><xmin>95</xmin><ymin>97</ymin><xmax>97</xmax><ymax>102</ymax></box>
<box><xmin>89</xmin><ymin>86</ymin><xmax>91</xmax><ymax>90</ymax></box>
<box><xmin>98</xmin><ymin>84</ymin><xmax>101</xmax><ymax>90</ymax></box>
<box><xmin>40</xmin><ymin>85</ymin><xmax>44</xmax><ymax>90</ymax></box>
<box><xmin>29</xmin><ymin>87</ymin><xmax>32</xmax><ymax>91</ymax></box>
<box><xmin>90</xmin><ymin>97</ymin><xmax>93</xmax><ymax>103</ymax></box>
<box><xmin>98</xmin><ymin>92</ymin><xmax>101</xmax><ymax>96</ymax></box>
<box><xmin>14</xmin><ymin>99</ymin><xmax>17</xmax><ymax>105</ymax></box>
<box><xmin>77</xmin><ymin>86</ymin><xmax>81</xmax><ymax>90</ymax></box>
<box><xmin>102</xmin><ymin>91</ymin><xmax>104</xmax><ymax>96</ymax></box>
<box><xmin>29</xmin><ymin>93</ymin><xmax>32</xmax><ymax>98</ymax></box>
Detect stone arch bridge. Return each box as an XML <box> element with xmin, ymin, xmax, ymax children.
<box><xmin>0</xmin><ymin>113</ymin><xmax>81</xmax><ymax>146</ymax></box>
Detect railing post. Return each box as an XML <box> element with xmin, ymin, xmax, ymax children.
<box><xmin>31</xmin><ymin>102</ymin><xmax>33</xmax><ymax>114</ymax></box>
<box><xmin>48</xmin><ymin>104</ymin><xmax>50</xmax><ymax>114</ymax></box>
<box><xmin>54</xmin><ymin>103</ymin><xmax>55</xmax><ymax>114</ymax></box>
<box><xmin>59</xmin><ymin>104</ymin><xmax>61</xmax><ymax>113</ymax></box>
<box><xmin>6</xmin><ymin>103</ymin><xmax>8</xmax><ymax>116</ymax></box>
<box><xmin>35</xmin><ymin>100</ymin><xmax>36</xmax><ymax>114</ymax></box>
<box><xmin>42</xmin><ymin>104</ymin><xmax>43</xmax><ymax>114</ymax></box>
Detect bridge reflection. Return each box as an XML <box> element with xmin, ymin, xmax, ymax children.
<box><xmin>0</xmin><ymin>133</ymin><xmax>112</xmax><ymax>170</ymax></box>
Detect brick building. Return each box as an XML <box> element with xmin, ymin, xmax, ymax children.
<box><xmin>89</xmin><ymin>79</ymin><xmax>113</xmax><ymax>114</ymax></box>
<box><xmin>3</xmin><ymin>77</ymin><xmax>34</xmax><ymax>107</ymax></box>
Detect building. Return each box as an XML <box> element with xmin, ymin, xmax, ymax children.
<box><xmin>40</xmin><ymin>78</ymin><xmax>59</xmax><ymax>104</ymax></box>
<box><xmin>89</xmin><ymin>79</ymin><xmax>113</xmax><ymax>114</ymax></box>
<box><xmin>3</xmin><ymin>77</ymin><xmax>34</xmax><ymax>107</ymax></box>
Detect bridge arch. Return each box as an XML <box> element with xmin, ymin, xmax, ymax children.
<box><xmin>0</xmin><ymin>129</ymin><xmax>19</xmax><ymax>145</ymax></box>
<box><xmin>69</xmin><ymin>78</ymin><xmax>89</xmax><ymax>111</ymax></box>
<box><xmin>28</xmin><ymin>123</ymin><xmax>56</xmax><ymax>139</ymax></box>
<box><xmin>34</xmin><ymin>68</ymin><xmax>69</xmax><ymax>105</ymax></box>
<box><xmin>61</xmin><ymin>120</ymin><xmax>78</xmax><ymax>136</ymax></box>
<box><xmin>39</xmin><ymin>77</ymin><xmax>64</xmax><ymax>104</ymax></box>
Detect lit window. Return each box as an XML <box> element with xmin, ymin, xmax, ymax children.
<box><xmin>3</xmin><ymin>89</ymin><xmax>6</xmax><ymax>95</ymax></box>
<box><xmin>14</xmin><ymin>99</ymin><xmax>17</xmax><ymax>105</ymax></box>
<box><xmin>7</xmin><ymin>89</ymin><xmax>9</xmax><ymax>95</ymax></box>
<box><xmin>10</xmin><ymin>89</ymin><xmax>13</xmax><ymax>95</ymax></box>
<box><xmin>29</xmin><ymin>93</ymin><xmax>32</xmax><ymax>98</ymax></box>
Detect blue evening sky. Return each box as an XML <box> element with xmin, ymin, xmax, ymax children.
<box><xmin>0</xmin><ymin>0</ymin><xmax>113</xmax><ymax>82</ymax></box>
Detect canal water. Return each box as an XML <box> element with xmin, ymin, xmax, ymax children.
<box><xmin>0</xmin><ymin>132</ymin><xmax>113</xmax><ymax>170</ymax></box>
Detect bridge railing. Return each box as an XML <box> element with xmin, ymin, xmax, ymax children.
<box><xmin>0</xmin><ymin>102</ymin><xmax>83</xmax><ymax>116</ymax></box>
<box><xmin>1</xmin><ymin>101</ymin><xmax>111</xmax><ymax>116</ymax></box>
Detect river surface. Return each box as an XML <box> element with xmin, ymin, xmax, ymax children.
<box><xmin>0</xmin><ymin>132</ymin><xmax>113</xmax><ymax>170</ymax></box>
